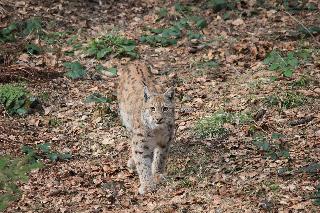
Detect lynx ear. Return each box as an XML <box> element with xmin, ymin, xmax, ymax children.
<box><xmin>143</xmin><ymin>85</ymin><xmax>151</xmax><ymax>102</ymax></box>
<box><xmin>164</xmin><ymin>87</ymin><xmax>174</xmax><ymax>101</ymax></box>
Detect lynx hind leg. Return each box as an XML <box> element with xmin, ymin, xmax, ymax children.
<box><xmin>131</xmin><ymin>136</ymin><xmax>156</xmax><ymax>194</ymax></box>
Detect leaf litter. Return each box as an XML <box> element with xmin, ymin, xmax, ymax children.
<box><xmin>0</xmin><ymin>0</ymin><xmax>319</xmax><ymax>212</ymax></box>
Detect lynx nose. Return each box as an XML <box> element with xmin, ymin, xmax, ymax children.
<box><xmin>156</xmin><ymin>117</ymin><xmax>163</xmax><ymax>124</ymax></box>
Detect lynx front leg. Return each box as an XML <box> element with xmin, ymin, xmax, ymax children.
<box><xmin>127</xmin><ymin>157</ymin><xmax>135</xmax><ymax>173</ymax></box>
<box><xmin>131</xmin><ymin>135</ymin><xmax>155</xmax><ymax>194</ymax></box>
<box><xmin>152</xmin><ymin>145</ymin><xmax>169</xmax><ymax>176</ymax></box>
<box><xmin>152</xmin><ymin>135</ymin><xmax>172</xmax><ymax>178</ymax></box>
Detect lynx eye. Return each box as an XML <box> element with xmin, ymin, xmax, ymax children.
<box><xmin>150</xmin><ymin>107</ymin><xmax>156</xmax><ymax>112</ymax></box>
<box><xmin>162</xmin><ymin>107</ymin><xmax>168</xmax><ymax>112</ymax></box>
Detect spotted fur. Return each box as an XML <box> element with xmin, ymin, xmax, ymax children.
<box><xmin>117</xmin><ymin>61</ymin><xmax>175</xmax><ymax>194</ymax></box>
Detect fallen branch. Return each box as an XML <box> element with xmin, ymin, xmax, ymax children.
<box><xmin>288</xmin><ymin>115</ymin><xmax>315</xmax><ymax>126</ymax></box>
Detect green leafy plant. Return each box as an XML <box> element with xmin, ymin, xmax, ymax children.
<box><xmin>63</xmin><ymin>61</ymin><xmax>87</xmax><ymax>80</ymax></box>
<box><xmin>140</xmin><ymin>4</ymin><xmax>207</xmax><ymax>47</ymax></box>
<box><xmin>22</xmin><ymin>143</ymin><xmax>72</xmax><ymax>163</ymax></box>
<box><xmin>0</xmin><ymin>155</ymin><xmax>43</xmax><ymax>211</ymax></box>
<box><xmin>282</xmin><ymin>92</ymin><xmax>306</xmax><ymax>109</ymax></box>
<box><xmin>86</xmin><ymin>34</ymin><xmax>138</xmax><ymax>59</ymax></box>
<box><xmin>48</xmin><ymin>118</ymin><xmax>62</xmax><ymax>127</ymax></box>
<box><xmin>264</xmin><ymin>92</ymin><xmax>306</xmax><ymax>109</ymax></box>
<box><xmin>207</xmin><ymin>0</ymin><xmax>232</xmax><ymax>12</ymax></box>
<box><xmin>252</xmin><ymin>133</ymin><xmax>290</xmax><ymax>160</ymax></box>
<box><xmin>0</xmin><ymin>18</ymin><xmax>44</xmax><ymax>44</ymax></box>
<box><xmin>314</xmin><ymin>185</ymin><xmax>320</xmax><ymax>206</ymax></box>
<box><xmin>84</xmin><ymin>92</ymin><xmax>112</xmax><ymax>104</ymax></box>
<box><xmin>22</xmin><ymin>17</ymin><xmax>43</xmax><ymax>36</ymax></box>
<box><xmin>0</xmin><ymin>84</ymin><xmax>39</xmax><ymax>116</ymax></box>
<box><xmin>95</xmin><ymin>65</ymin><xmax>117</xmax><ymax>77</ymax></box>
<box><xmin>156</xmin><ymin>7</ymin><xmax>168</xmax><ymax>21</ymax></box>
<box><xmin>194</xmin><ymin>111</ymin><xmax>252</xmax><ymax>139</ymax></box>
<box><xmin>0</xmin><ymin>23</ymin><xmax>17</xmax><ymax>43</ymax></box>
<box><xmin>140</xmin><ymin>26</ymin><xmax>181</xmax><ymax>47</ymax></box>
<box><xmin>25</xmin><ymin>43</ymin><xmax>41</xmax><ymax>55</ymax></box>
<box><xmin>264</xmin><ymin>50</ymin><xmax>311</xmax><ymax>78</ymax></box>
<box><xmin>291</xmin><ymin>75</ymin><xmax>311</xmax><ymax>87</ymax></box>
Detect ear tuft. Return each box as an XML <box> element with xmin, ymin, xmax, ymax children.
<box><xmin>144</xmin><ymin>85</ymin><xmax>150</xmax><ymax>102</ymax></box>
<box><xmin>164</xmin><ymin>87</ymin><xmax>174</xmax><ymax>101</ymax></box>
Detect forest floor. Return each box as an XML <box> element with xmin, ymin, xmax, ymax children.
<box><xmin>0</xmin><ymin>0</ymin><xmax>320</xmax><ymax>212</ymax></box>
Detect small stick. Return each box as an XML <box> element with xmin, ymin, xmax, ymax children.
<box><xmin>283</xmin><ymin>10</ymin><xmax>320</xmax><ymax>46</ymax></box>
<box><xmin>288</xmin><ymin>115</ymin><xmax>315</xmax><ymax>126</ymax></box>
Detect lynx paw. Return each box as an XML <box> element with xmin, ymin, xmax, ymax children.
<box><xmin>154</xmin><ymin>173</ymin><xmax>166</xmax><ymax>184</ymax></box>
<box><xmin>127</xmin><ymin>157</ymin><xmax>136</xmax><ymax>173</ymax></box>
<box><xmin>138</xmin><ymin>182</ymin><xmax>156</xmax><ymax>195</ymax></box>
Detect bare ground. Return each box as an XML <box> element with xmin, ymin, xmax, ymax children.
<box><xmin>1</xmin><ymin>0</ymin><xmax>320</xmax><ymax>212</ymax></box>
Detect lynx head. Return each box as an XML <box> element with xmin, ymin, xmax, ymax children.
<box><xmin>142</xmin><ymin>86</ymin><xmax>175</xmax><ymax>129</ymax></box>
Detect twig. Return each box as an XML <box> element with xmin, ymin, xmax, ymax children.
<box><xmin>283</xmin><ymin>10</ymin><xmax>320</xmax><ymax>46</ymax></box>
<box><xmin>288</xmin><ymin>115</ymin><xmax>315</xmax><ymax>126</ymax></box>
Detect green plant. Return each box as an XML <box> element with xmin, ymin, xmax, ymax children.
<box><xmin>84</xmin><ymin>92</ymin><xmax>112</xmax><ymax>103</ymax></box>
<box><xmin>0</xmin><ymin>84</ymin><xmax>38</xmax><ymax>116</ymax></box>
<box><xmin>194</xmin><ymin>112</ymin><xmax>231</xmax><ymax>139</ymax></box>
<box><xmin>291</xmin><ymin>75</ymin><xmax>311</xmax><ymax>87</ymax></box>
<box><xmin>0</xmin><ymin>155</ymin><xmax>43</xmax><ymax>211</ymax></box>
<box><xmin>0</xmin><ymin>23</ymin><xmax>17</xmax><ymax>43</ymax></box>
<box><xmin>156</xmin><ymin>7</ymin><xmax>168</xmax><ymax>21</ymax></box>
<box><xmin>194</xmin><ymin>111</ymin><xmax>252</xmax><ymax>139</ymax></box>
<box><xmin>264</xmin><ymin>95</ymin><xmax>280</xmax><ymax>107</ymax></box>
<box><xmin>86</xmin><ymin>34</ymin><xmax>138</xmax><ymax>59</ymax></box>
<box><xmin>22</xmin><ymin>17</ymin><xmax>43</xmax><ymax>36</ymax></box>
<box><xmin>207</xmin><ymin>0</ymin><xmax>231</xmax><ymax>12</ymax></box>
<box><xmin>140</xmin><ymin>26</ymin><xmax>182</xmax><ymax>47</ymax></box>
<box><xmin>22</xmin><ymin>143</ymin><xmax>72</xmax><ymax>163</ymax></box>
<box><xmin>96</xmin><ymin>64</ymin><xmax>118</xmax><ymax>77</ymax></box>
<box><xmin>196</xmin><ymin>59</ymin><xmax>219</xmax><ymax>69</ymax></box>
<box><xmin>25</xmin><ymin>43</ymin><xmax>41</xmax><ymax>55</ymax></box>
<box><xmin>48</xmin><ymin>118</ymin><xmax>62</xmax><ymax>127</ymax></box>
<box><xmin>252</xmin><ymin>133</ymin><xmax>290</xmax><ymax>160</ymax></box>
<box><xmin>0</xmin><ymin>18</ymin><xmax>44</xmax><ymax>44</ymax></box>
<box><xmin>264</xmin><ymin>50</ymin><xmax>312</xmax><ymax>78</ymax></box>
<box><xmin>282</xmin><ymin>92</ymin><xmax>306</xmax><ymax>109</ymax></box>
<box><xmin>63</xmin><ymin>61</ymin><xmax>87</xmax><ymax>80</ymax></box>
<box><xmin>264</xmin><ymin>92</ymin><xmax>306</xmax><ymax>109</ymax></box>
<box><xmin>314</xmin><ymin>185</ymin><xmax>320</xmax><ymax>206</ymax></box>
<box><xmin>140</xmin><ymin>5</ymin><xmax>207</xmax><ymax>47</ymax></box>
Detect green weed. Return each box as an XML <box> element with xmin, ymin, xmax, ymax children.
<box><xmin>291</xmin><ymin>75</ymin><xmax>311</xmax><ymax>87</ymax></box>
<box><xmin>194</xmin><ymin>111</ymin><xmax>252</xmax><ymax>139</ymax></box>
<box><xmin>63</xmin><ymin>61</ymin><xmax>87</xmax><ymax>80</ymax></box>
<box><xmin>207</xmin><ymin>0</ymin><xmax>232</xmax><ymax>12</ymax></box>
<box><xmin>48</xmin><ymin>118</ymin><xmax>62</xmax><ymax>127</ymax></box>
<box><xmin>263</xmin><ymin>49</ymin><xmax>311</xmax><ymax>78</ymax></box>
<box><xmin>314</xmin><ymin>185</ymin><xmax>320</xmax><ymax>206</ymax></box>
<box><xmin>282</xmin><ymin>92</ymin><xmax>306</xmax><ymax>109</ymax></box>
<box><xmin>140</xmin><ymin>3</ymin><xmax>207</xmax><ymax>47</ymax></box>
<box><xmin>264</xmin><ymin>92</ymin><xmax>306</xmax><ymax>109</ymax></box>
<box><xmin>0</xmin><ymin>155</ymin><xmax>43</xmax><ymax>211</ymax></box>
<box><xmin>22</xmin><ymin>143</ymin><xmax>72</xmax><ymax>163</ymax></box>
<box><xmin>95</xmin><ymin>64</ymin><xmax>117</xmax><ymax>77</ymax></box>
<box><xmin>0</xmin><ymin>84</ymin><xmax>38</xmax><ymax>116</ymax></box>
<box><xmin>156</xmin><ymin>7</ymin><xmax>168</xmax><ymax>21</ymax></box>
<box><xmin>252</xmin><ymin>133</ymin><xmax>290</xmax><ymax>160</ymax></box>
<box><xmin>25</xmin><ymin>43</ymin><xmax>41</xmax><ymax>55</ymax></box>
<box><xmin>84</xmin><ymin>92</ymin><xmax>112</xmax><ymax>104</ymax></box>
<box><xmin>140</xmin><ymin>26</ymin><xmax>181</xmax><ymax>47</ymax></box>
<box><xmin>0</xmin><ymin>18</ymin><xmax>44</xmax><ymax>44</ymax></box>
<box><xmin>85</xmin><ymin>33</ymin><xmax>138</xmax><ymax>59</ymax></box>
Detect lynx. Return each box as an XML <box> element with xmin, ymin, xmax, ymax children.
<box><xmin>117</xmin><ymin>61</ymin><xmax>175</xmax><ymax>194</ymax></box>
